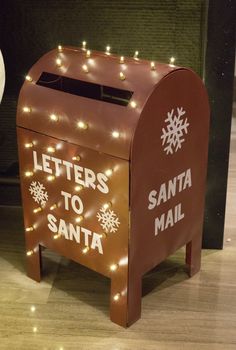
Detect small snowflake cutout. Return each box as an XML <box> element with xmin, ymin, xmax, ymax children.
<box><xmin>96</xmin><ymin>206</ymin><xmax>120</xmax><ymax>233</ymax></box>
<box><xmin>29</xmin><ymin>181</ymin><xmax>49</xmax><ymax>206</ymax></box>
<box><xmin>161</xmin><ymin>107</ymin><xmax>189</xmax><ymax>155</ymax></box>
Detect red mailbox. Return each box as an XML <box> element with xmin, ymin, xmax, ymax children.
<box><xmin>16</xmin><ymin>46</ymin><xmax>209</xmax><ymax>327</ymax></box>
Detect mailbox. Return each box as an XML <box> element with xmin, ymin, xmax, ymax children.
<box><xmin>16</xmin><ymin>46</ymin><xmax>210</xmax><ymax>327</ymax></box>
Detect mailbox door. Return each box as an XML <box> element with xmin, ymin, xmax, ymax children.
<box><xmin>17</xmin><ymin>128</ymin><xmax>129</xmax><ymax>278</ymax></box>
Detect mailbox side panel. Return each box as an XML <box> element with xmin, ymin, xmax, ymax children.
<box><xmin>17</xmin><ymin>128</ymin><xmax>129</xmax><ymax>280</ymax></box>
<box><xmin>130</xmin><ymin>69</ymin><xmax>210</xmax><ymax>275</ymax></box>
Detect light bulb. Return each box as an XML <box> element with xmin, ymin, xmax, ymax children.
<box><xmin>33</xmin><ymin>207</ymin><xmax>42</xmax><ymax>213</ymax></box>
<box><xmin>50</xmin><ymin>204</ymin><xmax>57</xmax><ymax>210</ymax></box>
<box><xmin>134</xmin><ymin>51</ymin><xmax>139</xmax><ymax>59</ymax></box>
<box><xmin>47</xmin><ymin>146</ymin><xmax>55</xmax><ymax>153</ymax></box>
<box><xmin>33</xmin><ymin>326</ymin><xmax>38</xmax><ymax>333</ymax></box>
<box><xmin>82</xmin><ymin>41</ymin><xmax>86</xmax><ymax>49</ymax></box>
<box><xmin>77</xmin><ymin>121</ymin><xmax>88</xmax><ymax>129</ymax></box>
<box><xmin>22</xmin><ymin>106</ymin><xmax>31</xmax><ymax>113</ymax></box>
<box><xmin>112</xmin><ymin>131</ymin><xmax>120</xmax><ymax>138</ymax></box>
<box><xmin>130</xmin><ymin>101</ymin><xmax>137</xmax><ymax>108</ymax></box>
<box><xmin>110</xmin><ymin>264</ymin><xmax>118</xmax><ymax>271</ymax></box>
<box><xmin>150</xmin><ymin>61</ymin><xmax>155</xmax><ymax>70</ymax></box>
<box><xmin>82</xmin><ymin>64</ymin><xmax>89</xmax><ymax>73</ymax></box>
<box><xmin>105</xmin><ymin>169</ymin><xmax>113</xmax><ymax>177</ymax></box>
<box><xmin>99</xmin><ymin>232</ymin><xmax>107</xmax><ymax>239</ymax></box>
<box><xmin>25</xmin><ymin>171</ymin><xmax>33</xmax><ymax>177</ymax></box>
<box><xmin>50</xmin><ymin>113</ymin><xmax>59</xmax><ymax>122</ymax></box>
<box><xmin>169</xmin><ymin>57</ymin><xmax>175</xmax><ymax>65</ymax></box>
<box><xmin>106</xmin><ymin>46</ymin><xmax>111</xmax><ymax>54</ymax></box>
<box><xmin>26</xmin><ymin>250</ymin><xmax>33</xmax><ymax>256</ymax></box>
<box><xmin>56</xmin><ymin>58</ymin><xmax>62</xmax><ymax>67</ymax></box>
<box><xmin>53</xmin><ymin>234</ymin><xmax>60</xmax><ymax>240</ymax></box>
<box><xmin>76</xmin><ymin>215</ymin><xmax>84</xmax><ymax>223</ymax></box>
<box><xmin>26</xmin><ymin>226</ymin><xmax>34</xmax><ymax>232</ymax></box>
<box><xmin>25</xmin><ymin>142</ymin><xmax>33</xmax><ymax>148</ymax></box>
<box><xmin>72</xmin><ymin>155</ymin><xmax>81</xmax><ymax>161</ymax></box>
<box><xmin>30</xmin><ymin>305</ymin><xmax>36</xmax><ymax>312</ymax></box>
<box><xmin>82</xmin><ymin>247</ymin><xmax>89</xmax><ymax>254</ymax></box>
<box><xmin>25</xmin><ymin>75</ymin><xmax>32</xmax><ymax>82</ymax></box>
<box><xmin>75</xmin><ymin>185</ymin><xmax>83</xmax><ymax>192</ymax></box>
<box><xmin>120</xmin><ymin>56</ymin><xmax>124</xmax><ymax>64</ymax></box>
<box><xmin>58</xmin><ymin>45</ymin><xmax>62</xmax><ymax>52</ymax></box>
<box><xmin>86</xmin><ymin>50</ymin><xmax>91</xmax><ymax>58</ymax></box>
<box><xmin>103</xmin><ymin>202</ymin><xmax>112</xmax><ymax>210</ymax></box>
<box><xmin>113</xmin><ymin>293</ymin><xmax>121</xmax><ymax>301</ymax></box>
<box><xmin>47</xmin><ymin>175</ymin><xmax>55</xmax><ymax>181</ymax></box>
<box><xmin>119</xmin><ymin>72</ymin><xmax>126</xmax><ymax>81</ymax></box>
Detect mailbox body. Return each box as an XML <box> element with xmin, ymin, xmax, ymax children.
<box><xmin>16</xmin><ymin>47</ymin><xmax>210</xmax><ymax>327</ymax></box>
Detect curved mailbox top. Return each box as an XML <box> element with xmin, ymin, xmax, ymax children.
<box><xmin>17</xmin><ymin>46</ymin><xmax>181</xmax><ymax>160</ymax></box>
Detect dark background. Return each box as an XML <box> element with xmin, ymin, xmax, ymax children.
<box><xmin>0</xmin><ymin>0</ymin><xmax>235</xmax><ymax>248</ymax></box>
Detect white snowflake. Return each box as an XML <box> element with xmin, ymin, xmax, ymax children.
<box><xmin>29</xmin><ymin>181</ymin><xmax>49</xmax><ymax>206</ymax></box>
<box><xmin>161</xmin><ymin>107</ymin><xmax>189</xmax><ymax>155</ymax></box>
<box><xmin>96</xmin><ymin>206</ymin><xmax>120</xmax><ymax>233</ymax></box>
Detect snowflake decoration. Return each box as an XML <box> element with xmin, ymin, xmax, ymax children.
<box><xmin>161</xmin><ymin>107</ymin><xmax>189</xmax><ymax>155</ymax></box>
<box><xmin>96</xmin><ymin>206</ymin><xmax>120</xmax><ymax>233</ymax></box>
<box><xmin>29</xmin><ymin>181</ymin><xmax>49</xmax><ymax>206</ymax></box>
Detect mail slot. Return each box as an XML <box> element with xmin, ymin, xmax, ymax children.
<box><xmin>16</xmin><ymin>46</ymin><xmax>210</xmax><ymax>327</ymax></box>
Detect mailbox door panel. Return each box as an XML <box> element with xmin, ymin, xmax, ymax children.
<box><xmin>17</xmin><ymin>128</ymin><xmax>129</xmax><ymax>278</ymax></box>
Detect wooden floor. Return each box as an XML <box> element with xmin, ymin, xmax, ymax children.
<box><xmin>0</xmin><ymin>118</ymin><xmax>236</xmax><ymax>350</ymax></box>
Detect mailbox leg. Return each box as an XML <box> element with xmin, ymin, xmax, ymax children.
<box><xmin>186</xmin><ymin>234</ymin><xmax>202</xmax><ymax>277</ymax></box>
<box><xmin>26</xmin><ymin>244</ymin><xmax>42</xmax><ymax>283</ymax></box>
<box><xmin>110</xmin><ymin>267</ymin><xmax>142</xmax><ymax>327</ymax></box>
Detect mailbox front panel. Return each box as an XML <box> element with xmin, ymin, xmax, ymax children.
<box><xmin>17</xmin><ymin>128</ymin><xmax>129</xmax><ymax>277</ymax></box>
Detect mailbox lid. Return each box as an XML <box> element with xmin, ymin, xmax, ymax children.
<box><xmin>16</xmin><ymin>47</ymin><xmax>177</xmax><ymax>160</ymax></box>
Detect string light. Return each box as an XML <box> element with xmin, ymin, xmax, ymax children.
<box><xmin>33</xmin><ymin>326</ymin><xmax>38</xmax><ymax>333</ymax></box>
<box><xmin>47</xmin><ymin>175</ymin><xmax>55</xmax><ymax>181</ymax></box>
<box><xmin>50</xmin><ymin>204</ymin><xmax>57</xmax><ymax>210</ymax></box>
<box><xmin>33</xmin><ymin>207</ymin><xmax>42</xmax><ymax>213</ymax></box>
<box><xmin>75</xmin><ymin>185</ymin><xmax>83</xmax><ymax>192</ymax></box>
<box><xmin>22</xmin><ymin>106</ymin><xmax>31</xmax><ymax>113</ymax></box>
<box><xmin>106</xmin><ymin>46</ymin><xmax>111</xmax><ymax>55</ymax></box>
<box><xmin>25</xmin><ymin>75</ymin><xmax>32</xmax><ymax>82</ymax></box>
<box><xmin>134</xmin><ymin>51</ymin><xmax>139</xmax><ymax>60</ymax></box>
<box><xmin>56</xmin><ymin>58</ymin><xmax>62</xmax><ymax>67</ymax></box>
<box><xmin>82</xmin><ymin>247</ymin><xmax>89</xmax><ymax>254</ymax></box>
<box><xmin>76</xmin><ymin>215</ymin><xmax>84</xmax><ymax>223</ymax></box>
<box><xmin>105</xmin><ymin>169</ymin><xmax>113</xmax><ymax>177</ymax></box>
<box><xmin>77</xmin><ymin>121</ymin><xmax>88</xmax><ymax>129</ymax></box>
<box><xmin>130</xmin><ymin>101</ymin><xmax>137</xmax><ymax>108</ymax></box>
<box><xmin>169</xmin><ymin>57</ymin><xmax>175</xmax><ymax>65</ymax></box>
<box><xmin>26</xmin><ymin>250</ymin><xmax>34</xmax><ymax>256</ymax></box>
<box><xmin>25</xmin><ymin>171</ymin><xmax>33</xmax><ymax>177</ymax></box>
<box><xmin>47</xmin><ymin>146</ymin><xmax>55</xmax><ymax>153</ymax></box>
<box><xmin>113</xmin><ymin>293</ymin><xmax>121</xmax><ymax>301</ymax></box>
<box><xmin>58</xmin><ymin>45</ymin><xmax>62</xmax><ymax>52</ymax></box>
<box><xmin>112</xmin><ymin>131</ymin><xmax>120</xmax><ymax>138</ymax></box>
<box><xmin>103</xmin><ymin>202</ymin><xmax>112</xmax><ymax>210</ymax></box>
<box><xmin>120</xmin><ymin>56</ymin><xmax>124</xmax><ymax>64</ymax></box>
<box><xmin>30</xmin><ymin>305</ymin><xmax>36</xmax><ymax>312</ymax></box>
<box><xmin>50</xmin><ymin>114</ymin><xmax>59</xmax><ymax>122</ymax></box>
<box><xmin>25</xmin><ymin>142</ymin><xmax>33</xmax><ymax>148</ymax></box>
<box><xmin>110</xmin><ymin>264</ymin><xmax>119</xmax><ymax>271</ymax></box>
<box><xmin>86</xmin><ymin>50</ymin><xmax>91</xmax><ymax>58</ymax></box>
<box><xmin>82</xmin><ymin>41</ymin><xmax>86</xmax><ymax>50</ymax></box>
<box><xmin>26</xmin><ymin>226</ymin><xmax>34</xmax><ymax>232</ymax></box>
<box><xmin>150</xmin><ymin>61</ymin><xmax>156</xmax><ymax>70</ymax></box>
<box><xmin>119</xmin><ymin>72</ymin><xmax>126</xmax><ymax>81</ymax></box>
<box><xmin>53</xmin><ymin>234</ymin><xmax>60</xmax><ymax>240</ymax></box>
<box><xmin>82</xmin><ymin>64</ymin><xmax>89</xmax><ymax>73</ymax></box>
<box><xmin>72</xmin><ymin>155</ymin><xmax>81</xmax><ymax>161</ymax></box>
<box><xmin>99</xmin><ymin>232</ymin><xmax>107</xmax><ymax>239</ymax></box>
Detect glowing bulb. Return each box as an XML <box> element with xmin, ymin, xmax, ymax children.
<box><xmin>47</xmin><ymin>175</ymin><xmax>55</xmax><ymax>181</ymax></box>
<box><xmin>82</xmin><ymin>64</ymin><xmax>89</xmax><ymax>73</ymax></box>
<box><xmin>47</xmin><ymin>146</ymin><xmax>55</xmax><ymax>153</ymax></box>
<box><xmin>150</xmin><ymin>61</ymin><xmax>156</xmax><ymax>70</ymax></box>
<box><xmin>120</xmin><ymin>56</ymin><xmax>124</xmax><ymax>64</ymax></box>
<box><xmin>105</xmin><ymin>169</ymin><xmax>113</xmax><ymax>177</ymax></box>
<box><xmin>53</xmin><ymin>234</ymin><xmax>60</xmax><ymax>240</ymax></box>
<box><xmin>75</xmin><ymin>185</ymin><xmax>83</xmax><ymax>192</ymax></box>
<box><xmin>26</xmin><ymin>250</ymin><xmax>33</xmax><ymax>256</ymax></box>
<box><xmin>23</xmin><ymin>106</ymin><xmax>31</xmax><ymax>113</ymax></box>
<box><xmin>33</xmin><ymin>326</ymin><xmax>38</xmax><ymax>333</ymax></box>
<box><xmin>72</xmin><ymin>155</ymin><xmax>81</xmax><ymax>161</ymax></box>
<box><xmin>56</xmin><ymin>58</ymin><xmax>62</xmax><ymax>67</ymax></box>
<box><xmin>119</xmin><ymin>72</ymin><xmax>126</xmax><ymax>81</ymax></box>
<box><xmin>25</xmin><ymin>75</ymin><xmax>32</xmax><ymax>82</ymax></box>
<box><xmin>134</xmin><ymin>51</ymin><xmax>139</xmax><ymax>59</ymax></box>
<box><xmin>82</xmin><ymin>41</ymin><xmax>86</xmax><ymax>49</ymax></box>
<box><xmin>169</xmin><ymin>57</ymin><xmax>175</xmax><ymax>65</ymax></box>
<box><xmin>25</xmin><ymin>142</ymin><xmax>33</xmax><ymax>148</ymax></box>
<box><xmin>58</xmin><ymin>45</ymin><xmax>62</xmax><ymax>52</ymax></box>
<box><xmin>110</xmin><ymin>264</ymin><xmax>118</xmax><ymax>271</ymax></box>
<box><xmin>113</xmin><ymin>293</ymin><xmax>121</xmax><ymax>301</ymax></box>
<box><xmin>30</xmin><ymin>305</ymin><xmax>36</xmax><ymax>312</ymax></box>
<box><xmin>99</xmin><ymin>232</ymin><xmax>107</xmax><ymax>239</ymax></box>
<box><xmin>50</xmin><ymin>113</ymin><xmax>59</xmax><ymax>122</ymax></box>
<box><xmin>26</xmin><ymin>226</ymin><xmax>34</xmax><ymax>232</ymax></box>
<box><xmin>25</xmin><ymin>171</ymin><xmax>33</xmax><ymax>177</ymax></box>
<box><xmin>112</xmin><ymin>131</ymin><xmax>120</xmax><ymax>138</ymax></box>
<box><xmin>50</xmin><ymin>204</ymin><xmax>57</xmax><ymax>210</ymax></box>
<box><xmin>82</xmin><ymin>247</ymin><xmax>89</xmax><ymax>254</ymax></box>
<box><xmin>77</xmin><ymin>121</ymin><xmax>88</xmax><ymax>129</ymax></box>
<box><xmin>33</xmin><ymin>207</ymin><xmax>42</xmax><ymax>213</ymax></box>
<box><xmin>86</xmin><ymin>50</ymin><xmax>91</xmax><ymax>58</ymax></box>
<box><xmin>130</xmin><ymin>101</ymin><xmax>137</xmax><ymax>108</ymax></box>
<box><xmin>103</xmin><ymin>202</ymin><xmax>112</xmax><ymax>210</ymax></box>
<box><xmin>76</xmin><ymin>215</ymin><xmax>84</xmax><ymax>223</ymax></box>
<box><xmin>106</xmin><ymin>45</ymin><xmax>111</xmax><ymax>54</ymax></box>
